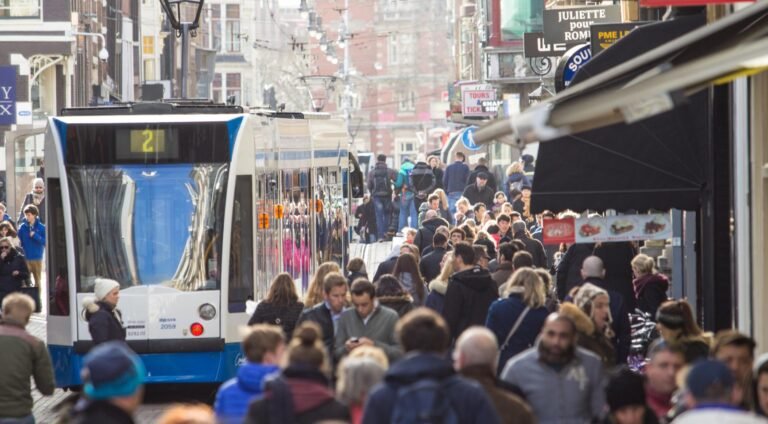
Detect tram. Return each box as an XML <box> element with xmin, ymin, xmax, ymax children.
<box><xmin>44</xmin><ymin>101</ymin><xmax>362</xmax><ymax>387</ymax></box>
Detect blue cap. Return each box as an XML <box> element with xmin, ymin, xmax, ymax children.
<box><xmin>686</xmin><ymin>359</ymin><xmax>734</xmax><ymax>399</ymax></box>
<box><xmin>81</xmin><ymin>342</ymin><xmax>145</xmax><ymax>400</ymax></box>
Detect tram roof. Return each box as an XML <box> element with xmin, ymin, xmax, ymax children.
<box><xmin>61</xmin><ymin>101</ymin><xmax>244</xmax><ymax>116</ymax></box>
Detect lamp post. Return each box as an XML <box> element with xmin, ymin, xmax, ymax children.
<box><xmin>159</xmin><ymin>0</ymin><xmax>205</xmax><ymax>99</ymax></box>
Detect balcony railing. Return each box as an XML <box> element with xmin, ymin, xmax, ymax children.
<box><xmin>0</xmin><ymin>0</ymin><xmax>41</xmax><ymax>19</ymax></box>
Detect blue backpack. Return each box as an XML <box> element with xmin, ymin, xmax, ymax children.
<box><xmin>391</xmin><ymin>377</ymin><xmax>460</xmax><ymax>424</ymax></box>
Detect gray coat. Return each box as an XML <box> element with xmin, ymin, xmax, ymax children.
<box><xmin>334</xmin><ymin>305</ymin><xmax>402</xmax><ymax>363</ymax></box>
<box><xmin>500</xmin><ymin>346</ymin><xmax>605</xmax><ymax>424</ymax></box>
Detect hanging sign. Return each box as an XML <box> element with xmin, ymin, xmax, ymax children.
<box><xmin>0</xmin><ymin>66</ymin><xmax>17</xmax><ymax>126</ymax></box>
<box><xmin>543</xmin><ymin>5</ymin><xmax>622</xmax><ymax>45</ymax></box>
<box><xmin>523</xmin><ymin>32</ymin><xmax>571</xmax><ymax>58</ymax></box>
<box><xmin>542</xmin><ymin>217</ymin><xmax>576</xmax><ymax>245</ymax></box>
<box><xmin>461</xmin><ymin>84</ymin><xmax>497</xmax><ymax>118</ymax></box>
<box><xmin>543</xmin><ymin>213</ymin><xmax>673</xmax><ymax>244</ymax></box>
<box><xmin>590</xmin><ymin>22</ymin><xmax>648</xmax><ymax>55</ymax></box>
<box><xmin>555</xmin><ymin>43</ymin><xmax>592</xmax><ymax>92</ymax></box>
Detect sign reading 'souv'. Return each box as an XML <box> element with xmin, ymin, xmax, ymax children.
<box><xmin>543</xmin><ymin>6</ymin><xmax>622</xmax><ymax>45</ymax></box>
<box><xmin>0</xmin><ymin>66</ymin><xmax>16</xmax><ymax>126</ymax></box>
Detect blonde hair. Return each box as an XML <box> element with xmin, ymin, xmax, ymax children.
<box><xmin>456</xmin><ymin>197</ymin><xmax>470</xmax><ymax>208</ymax></box>
<box><xmin>432</xmin><ymin>252</ymin><xmax>455</xmax><ymax>285</ymax></box>
<box><xmin>1</xmin><ymin>292</ymin><xmax>35</xmax><ymax>324</ymax></box>
<box><xmin>502</xmin><ymin>268</ymin><xmax>545</xmax><ymax>308</ymax></box>
<box><xmin>506</xmin><ymin>162</ymin><xmax>524</xmax><ymax>175</ymax></box>
<box><xmin>304</xmin><ymin>262</ymin><xmax>342</xmax><ymax>308</ymax></box>
<box><xmin>433</xmin><ymin>188</ymin><xmax>449</xmax><ymax>210</ymax></box>
<box><xmin>336</xmin><ymin>356</ymin><xmax>387</xmax><ymax>406</ymax></box>
<box><xmin>631</xmin><ymin>254</ymin><xmax>655</xmax><ymax>276</ymax></box>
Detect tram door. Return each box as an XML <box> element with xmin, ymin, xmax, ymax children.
<box><xmin>314</xmin><ymin>165</ymin><xmax>347</xmax><ymax>268</ymax></box>
<box><xmin>254</xmin><ymin>169</ymin><xmax>282</xmax><ymax>301</ymax></box>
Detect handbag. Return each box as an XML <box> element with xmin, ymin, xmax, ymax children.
<box><xmin>19</xmin><ymin>283</ymin><xmax>42</xmax><ymax>313</ymax></box>
<box><xmin>499</xmin><ymin>306</ymin><xmax>531</xmax><ymax>352</ymax></box>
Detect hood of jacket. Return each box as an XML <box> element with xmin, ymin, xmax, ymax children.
<box><xmin>428</xmin><ymin>278</ymin><xmax>448</xmax><ymax>295</ymax></box>
<box><xmin>452</xmin><ymin>267</ymin><xmax>496</xmax><ymax>292</ymax></box>
<box><xmin>633</xmin><ymin>273</ymin><xmax>670</xmax><ymax>297</ymax></box>
<box><xmin>399</xmin><ymin>161</ymin><xmax>415</xmax><ymax>173</ymax></box>
<box><xmin>422</xmin><ymin>216</ymin><xmax>449</xmax><ymax>232</ymax></box>
<box><xmin>378</xmin><ymin>294</ymin><xmax>414</xmax><ymax>305</ymax></box>
<box><xmin>384</xmin><ymin>352</ymin><xmax>455</xmax><ymax>386</ymax></box>
<box><xmin>558</xmin><ymin>302</ymin><xmax>595</xmax><ymax>336</ymax></box>
<box><xmin>236</xmin><ymin>362</ymin><xmax>280</xmax><ymax>393</ymax></box>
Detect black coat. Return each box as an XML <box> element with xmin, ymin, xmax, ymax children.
<box><xmin>413</xmin><ymin>217</ymin><xmax>450</xmax><ymax>254</ymax></box>
<box><xmin>432</xmin><ymin>167</ymin><xmax>445</xmax><ymax>191</ymax></box>
<box><xmin>633</xmin><ymin>273</ymin><xmax>669</xmax><ymax>316</ymax></box>
<box><xmin>593</xmin><ymin>242</ymin><xmax>638</xmax><ymax>312</ymax></box>
<box><xmin>355</xmin><ymin>200</ymin><xmax>377</xmax><ymax>238</ymax></box>
<box><xmin>373</xmin><ymin>256</ymin><xmax>397</xmax><ymax>282</ymax></box>
<box><xmin>0</xmin><ymin>247</ymin><xmax>29</xmax><ymax>294</ymax></box>
<box><xmin>442</xmin><ymin>267</ymin><xmax>499</xmax><ymax>341</ymax></box>
<box><xmin>514</xmin><ymin>232</ymin><xmax>547</xmax><ymax>269</ymax></box>
<box><xmin>248</xmin><ymin>300</ymin><xmax>305</xmax><ymax>339</ymax></box>
<box><xmin>410</xmin><ymin>162</ymin><xmax>437</xmax><ymax>199</ymax></box>
<box><xmin>582</xmin><ymin>277</ymin><xmax>631</xmax><ymax>365</ymax></box>
<box><xmin>467</xmin><ymin>165</ymin><xmax>498</xmax><ymax>192</ymax></box>
<box><xmin>72</xmin><ymin>400</ymin><xmax>135</xmax><ymax>424</ymax></box>
<box><xmin>462</xmin><ymin>184</ymin><xmax>495</xmax><ymax>208</ymax></box>
<box><xmin>85</xmin><ymin>301</ymin><xmax>126</xmax><ymax>345</ymax></box>
<box><xmin>556</xmin><ymin>243</ymin><xmax>595</xmax><ymax>300</ymax></box>
<box><xmin>296</xmin><ymin>303</ymin><xmax>335</xmax><ymax>358</ymax></box>
<box><xmin>420</xmin><ymin>247</ymin><xmax>447</xmax><ymax>283</ymax></box>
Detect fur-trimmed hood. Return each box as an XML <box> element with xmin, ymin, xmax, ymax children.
<box><xmin>558</xmin><ymin>302</ymin><xmax>595</xmax><ymax>336</ymax></box>
<box><xmin>378</xmin><ymin>293</ymin><xmax>414</xmax><ymax>305</ymax></box>
<box><xmin>83</xmin><ymin>297</ymin><xmax>124</xmax><ymax>325</ymax></box>
<box><xmin>428</xmin><ymin>278</ymin><xmax>448</xmax><ymax>295</ymax></box>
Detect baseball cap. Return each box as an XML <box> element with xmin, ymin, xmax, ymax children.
<box><xmin>81</xmin><ymin>342</ymin><xmax>145</xmax><ymax>400</ymax></box>
<box><xmin>686</xmin><ymin>359</ymin><xmax>734</xmax><ymax>399</ymax></box>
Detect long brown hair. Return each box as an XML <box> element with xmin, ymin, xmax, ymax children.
<box><xmin>288</xmin><ymin>321</ymin><xmax>330</xmax><ymax>375</ymax></box>
<box><xmin>304</xmin><ymin>262</ymin><xmax>341</xmax><ymax>308</ymax></box>
<box><xmin>0</xmin><ymin>221</ymin><xmax>17</xmax><ymax>237</ymax></box>
<box><xmin>392</xmin><ymin>253</ymin><xmax>425</xmax><ymax>301</ymax></box>
<box><xmin>265</xmin><ymin>273</ymin><xmax>299</xmax><ymax>307</ymax></box>
<box><xmin>657</xmin><ymin>300</ymin><xmax>703</xmax><ymax>338</ymax></box>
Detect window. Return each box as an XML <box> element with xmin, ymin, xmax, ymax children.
<box><xmin>226</xmin><ymin>73</ymin><xmax>241</xmax><ymax>105</ymax></box>
<box><xmin>398</xmin><ymin>91</ymin><xmax>415</xmax><ymax>112</ymax></box>
<box><xmin>228</xmin><ymin>175</ymin><xmax>253</xmax><ymax>312</ymax></box>
<box><xmin>142</xmin><ymin>36</ymin><xmax>154</xmax><ymax>55</ymax></box>
<box><xmin>388</xmin><ymin>34</ymin><xmax>398</xmax><ymax>65</ymax></box>
<box><xmin>0</xmin><ymin>0</ymin><xmax>40</xmax><ymax>18</ymax></box>
<box><xmin>210</xmin><ymin>4</ymin><xmax>222</xmax><ymax>51</ymax></box>
<box><xmin>47</xmin><ymin>178</ymin><xmax>69</xmax><ymax>316</ymax></box>
<box><xmin>212</xmin><ymin>73</ymin><xmax>222</xmax><ymax>103</ymax></box>
<box><xmin>225</xmin><ymin>4</ymin><xmax>241</xmax><ymax>53</ymax></box>
<box><xmin>144</xmin><ymin>59</ymin><xmax>155</xmax><ymax>81</ymax></box>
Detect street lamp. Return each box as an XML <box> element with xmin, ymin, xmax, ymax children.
<box><xmin>159</xmin><ymin>0</ymin><xmax>205</xmax><ymax>99</ymax></box>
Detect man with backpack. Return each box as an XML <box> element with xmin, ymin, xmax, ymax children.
<box><xmin>394</xmin><ymin>158</ymin><xmax>417</xmax><ymax>231</ymax></box>
<box><xmin>409</xmin><ymin>156</ymin><xmax>437</xmax><ymax>212</ymax></box>
<box><xmin>367</xmin><ymin>154</ymin><xmax>397</xmax><ymax>240</ymax></box>
<box><xmin>362</xmin><ymin>308</ymin><xmax>500</xmax><ymax>424</ymax></box>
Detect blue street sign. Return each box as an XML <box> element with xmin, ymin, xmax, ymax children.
<box><xmin>0</xmin><ymin>66</ymin><xmax>16</xmax><ymax>125</ymax></box>
<box><xmin>461</xmin><ymin>126</ymin><xmax>481</xmax><ymax>151</ymax></box>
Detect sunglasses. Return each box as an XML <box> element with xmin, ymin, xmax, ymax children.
<box><xmin>0</xmin><ymin>246</ymin><xmax>10</xmax><ymax>250</ymax></box>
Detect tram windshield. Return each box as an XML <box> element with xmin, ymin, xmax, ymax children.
<box><xmin>63</xmin><ymin>122</ymin><xmax>230</xmax><ymax>293</ymax></box>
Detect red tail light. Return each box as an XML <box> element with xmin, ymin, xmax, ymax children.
<box><xmin>190</xmin><ymin>323</ymin><xmax>204</xmax><ymax>336</ymax></box>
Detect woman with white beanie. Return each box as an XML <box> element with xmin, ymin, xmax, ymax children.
<box><xmin>83</xmin><ymin>278</ymin><xmax>126</xmax><ymax>346</ymax></box>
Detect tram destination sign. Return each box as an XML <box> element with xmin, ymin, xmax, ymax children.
<box><xmin>543</xmin><ymin>5</ymin><xmax>621</xmax><ymax>45</ymax></box>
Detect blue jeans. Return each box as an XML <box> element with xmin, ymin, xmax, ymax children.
<box><xmin>373</xmin><ymin>195</ymin><xmax>391</xmax><ymax>239</ymax></box>
<box><xmin>448</xmin><ymin>192</ymin><xmax>462</xmax><ymax>216</ymax></box>
<box><xmin>0</xmin><ymin>415</ymin><xmax>35</xmax><ymax>424</ymax></box>
<box><xmin>398</xmin><ymin>195</ymin><xmax>418</xmax><ymax>231</ymax></box>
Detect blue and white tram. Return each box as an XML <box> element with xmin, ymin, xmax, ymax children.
<box><xmin>44</xmin><ymin>102</ymin><xmax>358</xmax><ymax>387</ymax></box>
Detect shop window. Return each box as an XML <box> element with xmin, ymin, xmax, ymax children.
<box><xmin>0</xmin><ymin>0</ymin><xmax>41</xmax><ymax>19</ymax></box>
<box><xmin>225</xmin><ymin>4</ymin><xmax>241</xmax><ymax>53</ymax></box>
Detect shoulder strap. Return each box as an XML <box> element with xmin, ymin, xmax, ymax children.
<box><xmin>500</xmin><ymin>306</ymin><xmax>531</xmax><ymax>352</ymax></box>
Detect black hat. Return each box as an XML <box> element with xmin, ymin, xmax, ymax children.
<box><xmin>477</xmin><ymin>172</ymin><xmax>488</xmax><ymax>180</ymax></box>
<box><xmin>605</xmin><ymin>367</ymin><xmax>646</xmax><ymax>412</ymax></box>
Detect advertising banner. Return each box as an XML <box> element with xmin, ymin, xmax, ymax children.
<box><xmin>461</xmin><ymin>84</ymin><xmax>497</xmax><ymax>117</ymax></box>
<box><xmin>523</xmin><ymin>32</ymin><xmax>571</xmax><ymax>58</ymax></box>
<box><xmin>590</xmin><ymin>22</ymin><xmax>648</xmax><ymax>54</ymax></box>
<box><xmin>0</xmin><ymin>66</ymin><xmax>17</xmax><ymax>126</ymax></box>
<box><xmin>543</xmin><ymin>5</ymin><xmax>621</xmax><ymax>45</ymax></box>
<box><xmin>543</xmin><ymin>213</ymin><xmax>672</xmax><ymax>244</ymax></box>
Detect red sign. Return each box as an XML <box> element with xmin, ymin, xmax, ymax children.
<box><xmin>641</xmin><ymin>0</ymin><xmax>752</xmax><ymax>6</ymax></box>
<box><xmin>542</xmin><ymin>217</ymin><xmax>576</xmax><ymax>245</ymax></box>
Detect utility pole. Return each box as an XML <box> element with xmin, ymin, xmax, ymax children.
<box><xmin>340</xmin><ymin>0</ymin><xmax>351</xmax><ymax>142</ymax></box>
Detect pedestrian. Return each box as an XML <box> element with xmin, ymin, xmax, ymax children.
<box><xmin>571</xmin><ymin>283</ymin><xmax>617</xmax><ymax>367</ymax></box>
<box><xmin>474</xmin><ymin>202</ymin><xmax>488</xmax><ymax>225</ymax></box>
<box><xmin>245</xmin><ymin>322</ymin><xmax>350</xmax><ymax>424</ymax></box>
<box><xmin>0</xmin><ymin>221</ymin><xmax>21</xmax><ymax>250</ymax></box>
<box><xmin>394</xmin><ymin>158</ymin><xmax>417</xmax><ymax>231</ymax></box>
<box><xmin>297</xmin><ymin>272</ymin><xmax>348</xmax><ymax>360</ymax></box>
<box><xmin>474</xmin><ymin>230</ymin><xmax>497</xmax><ymax>262</ymax></box>
<box><xmin>505</xmin><ymin>162</ymin><xmax>531</xmax><ymax>198</ymax></box>
<box><xmin>420</xmin><ymin>232</ymin><xmax>449</xmax><ymax>283</ymax></box>
<box><xmin>16</xmin><ymin>205</ymin><xmax>45</xmax><ymax>288</ymax></box>
<box><xmin>428</xmin><ymin>156</ymin><xmax>444</xmax><ymax>191</ymax></box>
<box><xmin>362</xmin><ymin>308</ymin><xmax>501</xmax><ymax>424</ymax></box>
<box><xmin>424</xmin><ymin>251</ymin><xmax>453</xmax><ymax>314</ymax></box>
<box><xmin>756</xmin><ymin>355</ymin><xmax>768</xmax><ymax>416</ymax></box>
<box><xmin>581</xmin><ymin>256</ymin><xmax>631</xmax><ymax>364</ymax></box>
<box><xmin>335</xmin><ymin>279</ymin><xmax>401</xmax><ymax>363</ymax></box>
<box><xmin>556</xmin><ymin>242</ymin><xmax>595</xmax><ymax>300</ymax></box>
<box><xmin>454</xmin><ymin>327</ymin><xmax>535</xmax><ymax>424</ymax></box>
<box><xmin>631</xmin><ymin>254</ymin><xmax>669</xmax><ymax>317</ymax></box>
<box><xmin>467</xmin><ymin>157</ymin><xmax>498</xmax><ymax>192</ymax></box>
<box><xmin>158</xmin><ymin>405</ymin><xmax>216</xmax><ymax>424</ymax></box>
<box><xmin>454</xmin><ymin>197</ymin><xmax>474</xmax><ymax>226</ymax></box>
<box><xmin>0</xmin><ymin>237</ymin><xmax>30</xmax><ymax>308</ymax></box>
<box><xmin>535</xmin><ymin>269</ymin><xmax>559</xmax><ymax>312</ymax></box>
<box><xmin>72</xmin><ymin>341</ymin><xmax>145</xmax><ymax>424</ymax></box>
<box><xmin>462</xmin><ymin>173</ymin><xmax>495</xmax><ymax>208</ymax></box>
<box><xmin>17</xmin><ymin>178</ymin><xmax>45</xmax><ymax>225</ymax></box>
<box><xmin>594</xmin><ymin>241</ymin><xmax>639</xmax><ymax>312</ymax></box>
<box><xmin>672</xmin><ymin>360</ymin><xmax>768</xmax><ymax>424</ymax></box>
<box><xmin>497</xmin><ymin>213</ymin><xmax>514</xmax><ymax>242</ymax></box>
<box><xmin>337</xmin><ymin>356</ymin><xmax>388</xmax><ymax>424</ymax></box>
<box><xmin>303</xmin><ymin>262</ymin><xmax>342</xmax><ymax>309</ymax></box>
<box><xmin>83</xmin><ymin>278</ymin><xmax>126</xmax><ymax>345</ymax></box>
<box><xmin>374</xmin><ymin>274</ymin><xmax>414</xmax><ymax>317</ymax></box>
<box><xmin>603</xmin><ymin>367</ymin><xmax>660</xmax><ymax>424</ymax></box>
<box><xmin>346</xmin><ymin>257</ymin><xmax>368</xmax><ymax>286</ymax></box>
<box><xmin>372</xmin><ymin>243</ymin><xmax>417</xmax><ymax>282</ymax></box>
<box><xmin>442</xmin><ymin>242</ymin><xmax>499</xmax><ymax>342</ymax></box>
<box><xmin>391</xmin><ymin>252</ymin><xmax>427</xmax><ymax>306</ymax></box>
<box><xmin>443</xmin><ymin>151</ymin><xmax>470</xmax><ymax>215</ymax></box>
<box><xmin>712</xmin><ymin>330</ymin><xmax>757</xmax><ymax>411</ymax></box>
<box><xmin>248</xmin><ymin>273</ymin><xmax>304</xmax><ymax>338</ymax></box>
<box><xmin>491</xmin><ymin>242</ymin><xmax>517</xmax><ymax>288</ymax></box>
<box><xmin>367</xmin><ymin>154</ymin><xmax>397</xmax><ymax>241</ymax></box>
<box><xmin>643</xmin><ymin>339</ymin><xmax>686</xmax><ymax>420</ymax></box>
<box><xmin>655</xmin><ymin>299</ymin><xmax>712</xmax><ymax>364</ymax></box>
<box><xmin>492</xmin><ymin>192</ymin><xmax>507</xmax><ymax>215</ymax></box>
<box><xmin>433</xmin><ymin>188</ymin><xmax>453</xmax><ymax>223</ymax></box>
<box><xmin>410</xmin><ymin>155</ymin><xmax>437</xmax><ymax>212</ymax></box>
<box><xmin>501</xmin><ymin>313</ymin><xmax>606</xmax><ymax>424</ymax></box>
<box><xmin>214</xmin><ymin>324</ymin><xmax>285</xmax><ymax>424</ymax></box>
<box><xmin>0</xmin><ymin>202</ymin><xmax>14</xmax><ymax>228</ymax></box>
<box><xmin>413</xmin><ymin>209</ymin><xmax>449</xmax><ymax>254</ymax></box>
<box><xmin>354</xmin><ymin>195</ymin><xmax>377</xmax><ymax>243</ymax></box>
<box><xmin>486</xmin><ymin>268</ymin><xmax>549</xmax><ymax>371</ymax></box>
<box><xmin>0</xmin><ymin>293</ymin><xmax>55</xmax><ymax>423</ymax></box>
<box><xmin>512</xmin><ymin>220</ymin><xmax>547</xmax><ymax>268</ymax></box>
<box><xmin>498</xmin><ymin>251</ymin><xmax>534</xmax><ymax>295</ymax></box>
<box><xmin>450</xmin><ymin>226</ymin><xmax>466</xmax><ymax>246</ymax></box>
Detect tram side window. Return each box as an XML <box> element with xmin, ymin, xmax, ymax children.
<box><xmin>47</xmin><ymin>178</ymin><xmax>70</xmax><ymax>316</ymax></box>
<box><xmin>229</xmin><ymin>175</ymin><xmax>253</xmax><ymax>312</ymax></box>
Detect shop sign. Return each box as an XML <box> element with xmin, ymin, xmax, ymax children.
<box><xmin>641</xmin><ymin>0</ymin><xmax>753</xmax><ymax>6</ymax></box>
<box><xmin>543</xmin><ymin>213</ymin><xmax>673</xmax><ymax>244</ymax></box>
<box><xmin>461</xmin><ymin>84</ymin><xmax>497</xmax><ymax>117</ymax></box>
<box><xmin>590</xmin><ymin>22</ymin><xmax>648</xmax><ymax>55</ymax></box>
<box><xmin>555</xmin><ymin>43</ymin><xmax>592</xmax><ymax>92</ymax></box>
<box><xmin>543</xmin><ymin>5</ymin><xmax>621</xmax><ymax>45</ymax></box>
<box><xmin>523</xmin><ymin>32</ymin><xmax>571</xmax><ymax>58</ymax></box>
<box><xmin>16</xmin><ymin>102</ymin><xmax>32</xmax><ymax>126</ymax></box>
<box><xmin>461</xmin><ymin>127</ymin><xmax>481</xmax><ymax>151</ymax></box>
<box><xmin>0</xmin><ymin>66</ymin><xmax>17</xmax><ymax>126</ymax></box>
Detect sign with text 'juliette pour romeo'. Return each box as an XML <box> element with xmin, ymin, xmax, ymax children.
<box><xmin>523</xmin><ymin>32</ymin><xmax>572</xmax><ymax>58</ymax></box>
<box><xmin>590</xmin><ymin>22</ymin><xmax>648</xmax><ymax>55</ymax></box>
<box><xmin>0</xmin><ymin>66</ymin><xmax>16</xmax><ymax>126</ymax></box>
<box><xmin>543</xmin><ymin>5</ymin><xmax>621</xmax><ymax>45</ymax></box>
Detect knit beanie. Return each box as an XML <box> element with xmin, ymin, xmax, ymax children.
<box><xmin>82</xmin><ymin>341</ymin><xmax>145</xmax><ymax>400</ymax></box>
<box><xmin>94</xmin><ymin>278</ymin><xmax>120</xmax><ymax>301</ymax></box>
<box><xmin>573</xmin><ymin>283</ymin><xmax>609</xmax><ymax>316</ymax></box>
<box><xmin>605</xmin><ymin>367</ymin><xmax>646</xmax><ymax>412</ymax></box>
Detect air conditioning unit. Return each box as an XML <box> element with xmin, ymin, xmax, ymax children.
<box><xmin>461</xmin><ymin>3</ymin><xmax>476</xmax><ymax>17</ymax></box>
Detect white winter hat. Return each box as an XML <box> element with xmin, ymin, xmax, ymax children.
<box><xmin>94</xmin><ymin>278</ymin><xmax>120</xmax><ymax>301</ymax></box>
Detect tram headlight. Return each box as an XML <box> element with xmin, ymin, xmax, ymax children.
<box><xmin>198</xmin><ymin>303</ymin><xmax>216</xmax><ymax>321</ymax></box>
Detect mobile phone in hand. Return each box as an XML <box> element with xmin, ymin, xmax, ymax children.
<box><xmin>350</xmin><ymin>337</ymin><xmax>359</xmax><ymax>343</ymax></box>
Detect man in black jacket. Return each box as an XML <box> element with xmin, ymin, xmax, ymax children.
<box><xmin>512</xmin><ymin>221</ymin><xmax>547</xmax><ymax>269</ymax></box>
<box><xmin>462</xmin><ymin>173</ymin><xmax>495</xmax><ymax>208</ymax></box>
<box><xmin>420</xmin><ymin>232</ymin><xmax>449</xmax><ymax>283</ymax></box>
<box><xmin>441</xmin><ymin>242</ymin><xmax>499</xmax><ymax>342</ymax></box>
<box><xmin>414</xmin><ymin>210</ymin><xmax>449</xmax><ymax>255</ymax></box>
<box><xmin>410</xmin><ymin>157</ymin><xmax>437</xmax><ymax>211</ymax></box>
<box><xmin>296</xmin><ymin>273</ymin><xmax>348</xmax><ymax>359</ymax></box>
<box><xmin>466</xmin><ymin>157</ymin><xmax>497</xmax><ymax>192</ymax></box>
<box><xmin>367</xmin><ymin>154</ymin><xmax>397</xmax><ymax>240</ymax></box>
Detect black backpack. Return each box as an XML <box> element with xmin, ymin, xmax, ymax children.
<box><xmin>372</xmin><ymin>167</ymin><xmax>392</xmax><ymax>196</ymax></box>
<box><xmin>391</xmin><ymin>376</ymin><xmax>461</xmax><ymax>424</ymax></box>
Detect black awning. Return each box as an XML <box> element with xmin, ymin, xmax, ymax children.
<box><xmin>531</xmin><ymin>15</ymin><xmax>707</xmax><ymax>213</ymax></box>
